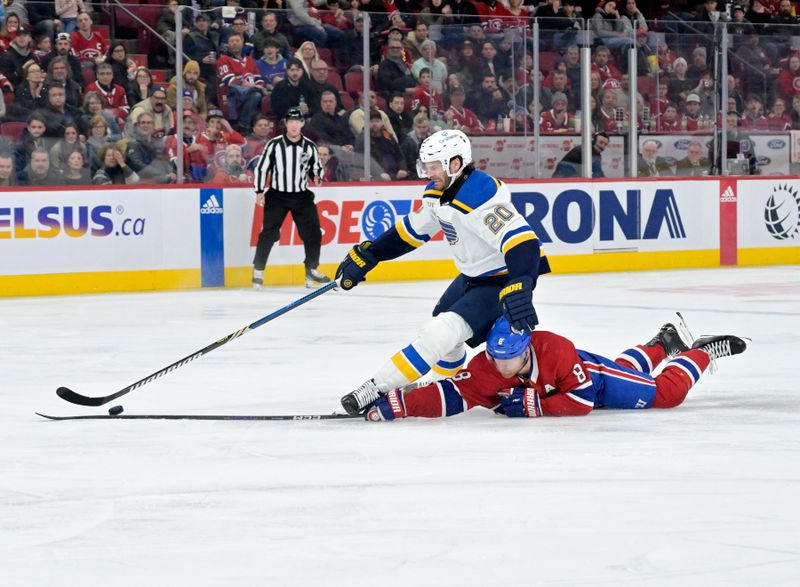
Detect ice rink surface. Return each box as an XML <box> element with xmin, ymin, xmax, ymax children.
<box><xmin>2</xmin><ymin>266</ymin><xmax>799</xmax><ymax>586</ymax></box>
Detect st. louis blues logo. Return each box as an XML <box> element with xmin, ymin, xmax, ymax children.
<box><xmin>439</xmin><ymin>219</ymin><xmax>459</xmax><ymax>244</ymax></box>
<box><xmin>362</xmin><ymin>201</ymin><xmax>395</xmax><ymax>240</ymax></box>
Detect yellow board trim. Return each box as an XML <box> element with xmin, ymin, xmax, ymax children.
<box><xmin>391</xmin><ymin>352</ymin><xmax>421</xmax><ymax>381</ymax></box>
<box><xmin>0</xmin><ymin>269</ymin><xmax>201</xmax><ymax>297</ymax></box>
<box><xmin>738</xmin><ymin>247</ymin><xmax>800</xmax><ymax>266</ymax></box>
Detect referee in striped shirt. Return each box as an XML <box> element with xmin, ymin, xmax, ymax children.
<box><xmin>252</xmin><ymin>107</ymin><xmax>331</xmax><ymax>288</ymax></box>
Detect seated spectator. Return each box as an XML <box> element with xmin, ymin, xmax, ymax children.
<box><xmin>184</xmin><ymin>13</ymin><xmax>220</xmax><ymax>89</ymax></box>
<box><xmin>638</xmin><ymin>139</ymin><xmax>674</xmax><ymax>177</ymax></box>
<box><xmin>256</xmin><ymin>39</ymin><xmax>287</xmax><ymax>91</ymax></box>
<box><xmin>451</xmin><ymin>40</ymin><xmax>478</xmax><ymax>92</ymax></box>
<box><xmin>675</xmin><ymin>141</ymin><xmax>711</xmax><ymax>177</ymax></box>
<box><xmin>33</xmin><ymin>35</ymin><xmax>51</xmax><ymax>61</ymax></box>
<box><xmin>61</xmin><ymin>150</ymin><xmax>91</xmax><ymax>185</ymax></box>
<box><xmin>443</xmin><ymin>86</ymin><xmax>483</xmax><ymax>133</ymax></box>
<box><xmin>467</xmin><ymin>73</ymin><xmax>510</xmax><ymax>125</ymax></box>
<box><xmin>766</xmin><ymin>97</ymin><xmax>792</xmax><ymax>131</ymax></box>
<box><xmin>348</xmin><ymin>91</ymin><xmax>397</xmax><ymax>142</ymax></box>
<box><xmin>196</xmin><ymin>109</ymin><xmax>246</xmax><ymax>171</ymax></box>
<box><xmin>244</xmin><ymin>114</ymin><xmax>274</xmax><ymax>171</ymax></box>
<box><xmin>403</xmin><ymin>21</ymin><xmax>429</xmax><ymax>62</ymax></box>
<box><xmin>307</xmin><ymin>90</ymin><xmax>354</xmax><ymax>147</ymax></box>
<box><xmin>656</xmin><ymin>104</ymin><xmax>681</xmax><ymax>133</ymax></box>
<box><xmin>127</xmin><ymin>87</ymin><xmax>174</xmax><ymax>144</ymax></box>
<box><xmin>656</xmin><ymin>39</ymin><xmax>677</xmax><ymax>75</ymax></box>
<box><xmin>286</xmin><ymin>0</ymin><xmax>345</xmax><ymax>49</ymax></box>
<box><xmin>127</xmin><ymin>67</ymin><xmax>155</xmax><ymax>113</ymax></box>
<box><xmin>597</xmin><ymin>88</ymin><xmax>624</xmax><ymax>133</ymax></box>
<box><xmin>317</xmin><ymin>143</ymin><xmax>348</xmax><ymax>181</ymax></box>
<box><xmin>270</xmin><ymin>58</ymin><xmax>315</xmax><ymax>120</ymax></box>
<box><xmin>590</xmin><ymin>2</ymin><xmax>633</xmax><ymax>51</ymax></box>
<box><xmin>409</xmin><ymin>68</ymin><xmax>443</xmax><ymax>115</ymax></box>
<box><xmin>667</xmin><ymin>58</ymin><xmax>694</xmax><ymax>106</ymax></box>
<box><xmin>28</xmin><ymin>2</ymin><xmax>59</xmax><ymax>41</ymax></box>
<box><xmin>681</xmin><ymin>93</ymin><xmax>703</xmax><ymax>132</ymax></box>
<box><xmin>49</xmin><ymin>122</ymin><xmax>85</xmax><ymax>171</ymax></box>
<box><xmin>0</xmin><ymin>25</ymin><xmax>36</xmax><ymax>90</ymax></box>
<box><xmin>124</xmin><ymin>112</ymin><xmax>176</xmax><ymax>184</ymax></box>
<box><xmin>540</xmin><ymin>92</ymin><xmax>576</xmax><ymax>134</ymax></box>
<box><xmin>13</xmin><ymin>117</ymin><xmax>52</xmax><ymax>174</ymax></box>
<box><xmin>18</xmin><ymin>147</ymin><xmax>63</xmax><ymax>186</ymax></box>
<box><xmin>167</xmin><ymin>60</ymin><xmax>209</xmax><ymax>120</ymax></box>
<box><xmin>553</xmin><ymin>132</ymin><xmax>609</xmax><ymax>178</ymax></box>
<box><xmin>777</xmin><ymin>54</ymin><xmax>800</xmax><ymax>103</ymax></box>
<box><xmin>252</xmin><ymin>11</ymin><xmax>290</xmax><ymax>59</ymax></box>
<box><xmin>712</xmin><ymin>111</ymin><xmax>759</xmax><ymax>175</ymax></box>
<box><xmin>165</xmin><ymin>113</ymin><xmax>207</xmax><ymax>182</ymax></box>
<box><xmin>591</xmin><ymin>45</ymin><xmax>622</xmax><ymax>85</ymax></box>
<box><xmin>92</xmin><ymin>144</ymin><xmax>140</xmax><ymax>185</ymax></box>
<box><xmin>0</xmin><ymin>13</ymin><xmax>22</xmax><ymax>54</ymax></box>
<box><xmin>735</xmin><ymin>33</ymin><xmax>776</xmax><ymax>98</ymax></box>
<box><xmin>106</xmin><ymin>42</ymin><xmax>137</xmax><ymax>89</ymax></box>
<box><xmin>386</xmin><ymin>92</ymin><xmax>413</xmax><ymax>141</ymax></box>
<box><xmin>474</xmin><ymin>0</ymin><xmax>512</xmax><ymax>40</ymax></box>
<box><xmin>211</xmin><ymin>143</ymin><xmax>253</xmax><ymax>185</ymax></box>
<box><xmin>71</xmin><ymin>11</ymin><xmax>109</xmax><ymax>68</ymax></box>
<box><xmin>411</xmin><ymin>40</ymin><xmax>448</xmax><ymax>93</ymax></box>
<box><xmin>686</xmin><ymin>47</ymin><xmax>709</xmax><ymax>87</ymax></box>
<box><xmin>0</xmin><ymin>152</ymin><xmax>17</xmax><ymax>186</ymax></box>
<box><xmin>172</xmin><ymin>90</ymin><xmax>206</xmax><ymax>131</ymax></box>
<box><xmin>42</xmin><ymin>32</ymin><xmax>83</xmax><ymax>83</ymax></box>
<box><xmin>80</xmin><ymin>94</ymin><xmax>121</xmax><ymax>141</ymax></box>
<box><xmin>41</xmin><ymin>85</ymin><xmax>81</xmax><ymax>138</ymax></box>
<box><xmin>649</xmin><ymin>80</ymin><xmax>670</xmax><ymax>119</ymax></box>
<box><xmin>217</xmin><ymin>32</ymin><xmax>266</xmax><ymax>133</ymax></box>
<box><xmin>295</xmin><ymin>41</ymin><xmax>320</xmax><ymax>77</ymax></box>
<box><xmin>85</xmin><ymin>62</ymin><xmax>130</xmax><ymax>121</ymax></box>
<box><xmin>308</xmin><ymin>58</ymin><xmax>344</xmax><ymax>115</ymax></box>
<box><xmin>400</xmin><ymin>113</ymin><xmax>431</xmax><ymax>179</ymax></box>
<box><xmin>741</xmin><ymin>94</ymin><xmax>769</xmax><ymax>131</ymax></box>
<box><xmin>340</xmin><ymin>13</ymin><xmax>379</xmax><ymax>73</ymax></box>
<box><xmin>320</xmin><ymin>0</ymin><xmax>352</xmax><ymax>33</ymax></box>
<box><xmin>475</xmin><ymin>40</ymin><xmax>510</xmax><ymax>87</ymax></box>
<box><xmin>354</xmin><ymin>110</ymin><xmax>408</xmax><ymax>181</ymax></box>
<box><xmin>9</xmin><ymin>61</ymin><xmax>47</xmax><ymax>120</ymax></box>
<box><xmin>771</xmin><ymin>0</ymin><xmax>799</xmax><ymax>60</ymax></box>
<box><xmin>378</xmin><ymin>38</ymin><xmax>417</xmax><ymax>94</ymax></box>
<box><xmin>219</xmin><ymin>14</ymin><xmax>254</xmax><ymax>58</ymax></box>
<box><xmin>45</xmin><ymin>56</ymin><xmax>83</xmax><ymax>110</ymax></box>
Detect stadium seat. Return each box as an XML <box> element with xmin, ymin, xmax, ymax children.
<box><xmin>0</xmin><ymin>121</ymin><xmax>26</xmax><ymax>142</ymax></box>
<box><xmin>344</xmin><ymin>71</ymin><xmax>364</xmax><ymax>95</ymax></box>
<box><xmin>326</xmin><ymin>70</ymin><xmax>343</xmax><ymax>92</ymax></box>
<box><xmin>130</xmin><ymin>54</ymin><xmax>147</xmax><ymax>67</ymax></box>
<box><xmin>637</xmin><ymin>76</ymin><xmax>655</xmax><ymax>101</ymax></box>
<box><xmin>82</xmin><ymin>67</ymin><xmax>96</xmax><ymax>85</ymax></box>
<box><xmin>539</xmin><ymin>51</ymin><xmax>561</xmax><ymax>74</ymax></box>
<box><xmin>338</xmin><ymin>90</ymin><xmax>354</xmax><ymax>110</ymax></box>
<box><xmin>317</xmin><ymin>47</ymin><xmax>333</xmax><ymax>66</ymax></box>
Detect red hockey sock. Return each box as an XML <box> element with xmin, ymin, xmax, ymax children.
<box><xmin>652</xmin><ymin>350</ymin><xmax>711</xmax><ymax>408</ymax></box>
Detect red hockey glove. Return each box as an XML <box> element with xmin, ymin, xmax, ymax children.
<box><xmin>365</xmin><ymin>389</ymin><xmax>407</xmax><ymax>421</ymax></box>
<box><xmin>496</xmin><ymin>387</ymin><xmax>543</xmax><ymax>418</ymax></box>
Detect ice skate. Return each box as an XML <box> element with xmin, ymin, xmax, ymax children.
<box><xmin>341</xmin><ymin>378</ymin><xmax>387</xmax><ymax>414</ymax></box>
<box><xmin>252</xmin><ymin>269</ymin><xmax>264</xmax><ymax>289</ymax></box>
<box><xmin>691</xmin><ymin>335</ymin><xmax>748</xmax><ymax>360</ymax></box>
<box><xmin>646</xmin><ymin>315</ymin><xmax>691</xmax><ymax>357</ymax></box>
<box><xmin>306</xmin><ymin>267</ymin><xmax>331</xmax><ymax>288</ymax></box>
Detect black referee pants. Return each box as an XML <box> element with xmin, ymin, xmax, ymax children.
<box><xmin>253</xmin><ymin>189</ymin><xmax>322</xmax><ymax>271</ymax></box>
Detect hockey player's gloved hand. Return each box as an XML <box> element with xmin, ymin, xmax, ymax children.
<box><xmin>499</xmin><ymin>276</ymin><xmax>538</xmax><ymax>333</ymax></box>
<box><xmin>336</xmin><ymin>241</ymin><xmax>379</xmax><ymax>290</ymax></box>
<box><xmin>365</xmin><ymin>389</ymin><xmax>407</xmax><ymax>421</ymax></box>
<box><xmin>496</xmin><ymin>387</ymin><xmax>542</xmax><ymax>418</ymax></box>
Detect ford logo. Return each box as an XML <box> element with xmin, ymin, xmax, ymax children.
<box><xmin>674</xmin><ymin>139</ymin><xmax>691</xmax><ymax>150</ymax></box>
<box><xmin>767</xmin><ymin>139</ymin><xmax>786</xmax><ymax>149</ymax></box>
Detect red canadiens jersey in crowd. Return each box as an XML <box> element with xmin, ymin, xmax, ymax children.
<box><xmin>410</xmin><ymin>86</ymin><xmax>443</xmax><ymax>113</ymax></box>
<box><xmin>539</xmin><ymin>109</ymin><xmax>575</xmax><ymax>134</ymax></box>
<box><xmin>70</xmin><ymin>30</ymin><xmax>109</xmax><ymax>63</ymax></box>
<box><xmin>84</xmin><ymin>82</ymin><xmax>129</xmax><ymax>114</ymax></box>
<box><xmin>591</xmin><ymin>62</ymin><xmax>621</xmax><ymax>83</ymax></box>
<box><xmin>598</xmin><ymin>108</ymin><xmax>624</xmax><ymax>133</ymax></box>
<box><xmin>400</xmin><ymin>331</ymin><xmax>594</xmax><ymax>419</ymax></box>
<box><xmin>656</xmin><ymin>116</ymin><xmax>680</xmax><ymax>133</ymax></box>
<box><xmin>196</xmin><ymin>129</ymin><xmax>246</xmax><ymax>166</ymax></box>
<box><xmin>475</xmin><ymin>2</ymin><xmax>513</xmax><ymax>35</ymax></box>
<box><xmin>445</xmin><ymin>105</ymin><xmax>484</xmax><ymax>132</ymax></box>
<box><xmin>217</xmin><ymin>54</ymin><xmax>264</xmax><ymax>88</ymax></box>
<box><xmin>166</xmin><ymin>134</ymin><xmax>208</xmax><ymax>173</ymax></box>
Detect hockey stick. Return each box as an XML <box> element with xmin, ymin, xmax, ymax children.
<box><xmin>56</xmin><ymin>281</ymin><xmax>338</xmax><ymax>407</ymax></box>
<box><xmin>36</xmin><ymin>412</ymin><xmax>360</xmax><ymax>421</ymax></box>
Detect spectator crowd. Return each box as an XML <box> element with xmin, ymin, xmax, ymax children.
<box><xmin>0</xmin><ymin>0</ymin><xmax>797</xmax><ymax>185</ymax></box>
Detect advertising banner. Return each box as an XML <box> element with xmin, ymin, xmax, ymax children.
<box><xmin>737</xmin><ymin>179</ymin><xmax>800</xmax><ymax>248</ymax></box>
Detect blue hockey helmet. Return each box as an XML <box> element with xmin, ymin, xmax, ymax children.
<box><xmin>486</xmin><ymin>316</ymin><xmax>531</xmax><ymax>360</ymax></box>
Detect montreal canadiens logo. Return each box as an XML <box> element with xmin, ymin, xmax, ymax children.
<box><xmin>764</xmin><ymin>184</ymin><xmax>800</xmax><ymax>240</ymax></box>
<box><xmin>361</xmin><ymin>200</ymin><xmax>395</xmax><ymax>240</ymax></box>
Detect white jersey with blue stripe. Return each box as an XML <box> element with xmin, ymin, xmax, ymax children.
<box><xmin>395</xmin><ymin>170</ymin><xmax>539</xmax><ymax>278</ymax></box>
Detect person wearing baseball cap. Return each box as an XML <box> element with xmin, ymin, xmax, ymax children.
<box><xmin>41</xmin><ymin>30</ymin><xmax>82</xmax><ymax>82</ymax></box>
<box><xmin>0</xmin><ymin>24</ymin><xmax>39</xmax><ymax>88</ymax></box>
<box><xmin>681</xmin><ymin>92</ymin><xmax>705</xmax><ymax>131</ymax></box>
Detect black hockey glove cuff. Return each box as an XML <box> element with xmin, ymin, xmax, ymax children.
<box><xmin>336</xmin><ymin>241</ymin><xmax>379</xmax><ymax>290</ymax></box>
<box><xmin>499</xmin><ymin>276</ymin><xmax>538</xmax><ymax>334</ymax></box>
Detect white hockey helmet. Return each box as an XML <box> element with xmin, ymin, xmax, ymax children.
<box><xmin>416</xmin><ymin>129</ymin><xmax>473</xmax><ymax>181</ymax></box>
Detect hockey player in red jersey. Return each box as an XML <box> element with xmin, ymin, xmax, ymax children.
<box><xmin>70</xmin><ymin>12</ymin><xmax>108</xmax><ymax>67</ymax></box>
<box><xmin>365</xmin><ymin>315</ymin><xmax>747</xmax><ymax>421</ymax></box>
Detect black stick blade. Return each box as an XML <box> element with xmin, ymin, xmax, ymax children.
<box><xmin>56</xmin><ymin>386</ymin><xmax>109</xmax><ymax>407</ymax></box>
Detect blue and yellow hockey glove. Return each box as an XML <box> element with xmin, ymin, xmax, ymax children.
<box><xmin>336</xmin><ymin>241</ymin><xmax>379</xmax><ymax>290</ymax></box>
<box><xmin>499</xmin><ymin>276</ymin><xmax>538</xmax><ymax>333</ymax></box>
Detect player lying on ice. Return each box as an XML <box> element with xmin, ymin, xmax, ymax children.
<box><xmin>364</xmin><ymin>315</ymin><xmax>748</xmax><ymax>421</ymax></box>
<box><xmin>336</xmin><ymin>129</ymin><xmax>549</xmax><ymax>415</ymax></box>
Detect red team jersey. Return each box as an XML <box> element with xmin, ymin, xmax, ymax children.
<box><xmin>84</xmin><ymin>81</ymin><xmax>129</xmax><ymax>115</ymax></box>
<box><xmin>445</xmin><ymin>105</ymin><xmax>484</xmax><ymax>132</ymax></box>
<box><xmin>410</xmin><ymin>86</ymin><xmax>443</xmax><ymax>113</ymax></box>
<box><xmin>475</xmin><ymin>2</ymin><xmax>513</xmax><ymax>35</ymax></box>
<box><xmin>70</xmin><ymin>30</ymin><xmax>109</xmax><ymax>63</ymax></box>
<box><xmin>539</xmin><ymin>109</ymin><xmax>575</xmax><ymax>134</ymax></box>
<box><xmin>216</xmin><ymin>54</ymin><xmax>264</xmax><ymax>88</ymax></box>
<box><xmin>196</xmin><ymin>129</ymin><xmax>246</xmax><ymax>167</ymax></box>
<box><xmin>399</xmin><ymin>331</ymin><xmax>595</xmax><ymax>419</ymax></box>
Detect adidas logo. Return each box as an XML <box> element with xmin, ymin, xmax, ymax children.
<box><xmin>720</xmin><ymin>186</ymin><xmax>737</xmax><ymax>203</ymax></box>
<box><xmin>201</xmin><ymin>194</ymin><xmax>223</xmax><ymax>214</ymax></box>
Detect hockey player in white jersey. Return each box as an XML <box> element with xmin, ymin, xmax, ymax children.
<box><xmin>336</xmin><ymin>129</ymin><xmax>551</xmax><ymax>414</ymax></box>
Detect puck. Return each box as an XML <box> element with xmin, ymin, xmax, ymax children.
<box><xmin>108</xmin><ymin>405</ymin><xmax>124</xmax><ymax>416</ymax></box>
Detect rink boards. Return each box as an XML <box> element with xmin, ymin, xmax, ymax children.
<box><xmin>0</xmin><ymin>177</ymin><xmax>798</xmax><ymax>296</ymax></box>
